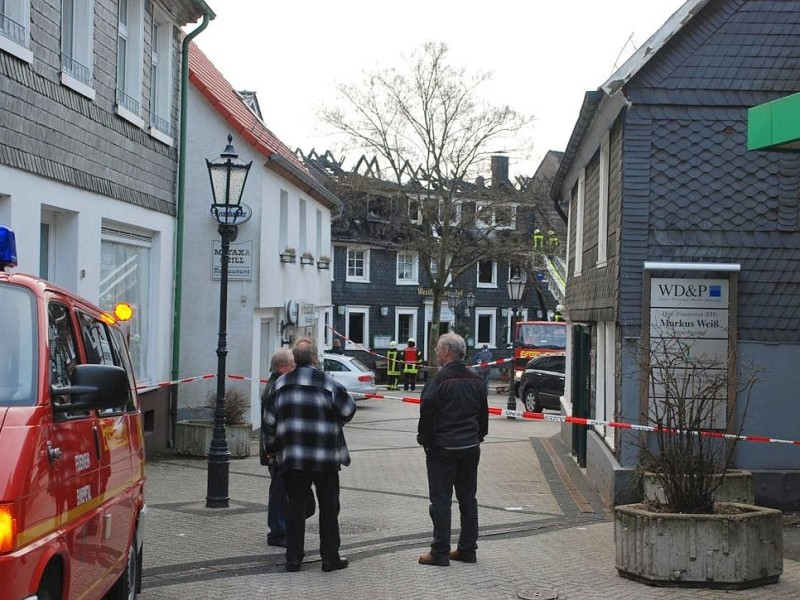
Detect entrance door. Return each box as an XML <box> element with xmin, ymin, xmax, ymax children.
<box><xmin>571</xmin><ymin>325</ymin><xmax>591</xmax><ymax>467</ymax></box>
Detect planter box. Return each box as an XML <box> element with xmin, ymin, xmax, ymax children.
<box><xmin>643</xmin><ymin>470</ymin><xmax>754</xmax><ymax>505</ymax></box>
<box><xmin>175</xmin><ymin>420</ymin><xmax>252</xmax><ymax>458</ymax></box>
<box><xmin>615</xmin><ymin>502</ymin><xmax>783</xmax><ymax>589</ymax></box>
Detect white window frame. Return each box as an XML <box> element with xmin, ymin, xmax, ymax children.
<box><xmin>149</xmin><ymin>8</ymin><xmax>173</xmax><ymax>144</ymax></box>
<box><xmin>323</xmin><ymin>307</ymin><xmax>333</xmax><ymax>349</ymax></box>
<box><xmin>408</xmin><ymin>197</ymin><xmax>422</xmax><ymax>224</ymax></box>
<box><xmin>476</xmin><ymin>259</ymin><xmax>497</xmax><ymax>288</ymax></box>
<box><xmin>573</xmin><ymin>168</ymin><xmax>585</xmax><ymax>276</ymax></box>
<box><xmin>597</xmin><ymin>131</ymin><xmax>609</xmax><ymax>267</ymax></box>
<box><xmin>505</xmin><ymin>308</ymin><xmax>529</xmax><ymax>346</ymax></box>
<box><xmin>595</xmin><ymin>321</ymin><xmax>615</xmax><ymax>448</ymax></box>
<box><xmin>346</xmin><ymin>247</ymin><xmax>370</xmax><ymax>283</ymax></box>
<box><xmin>299</xmin><ymin>198</ymin><xmax>308</xmax><ymax>254</ymax></box>
<box><xmin>279</xmin><ymin>190</ymin><xmax>289</xmax><ymax>252</ymax></box>
<box><xmin>396</xmin><ymin>251</ymin><xmax>419</xmax><ymax>285</ymax></box>
<box><xmin>345</xmin><ymin>305</ymin><xmax>369</xmax><ymax>350</ymax></box>
<box><xmin>474</xmin><ymin>308</ymin><xmax>497</xmax><ymax>348</ymax></box>
<box><xmin>438</xmin><ymin>199</ymin><xmax>461</xmax><ymax>226</ymax></box>
<box><xmin>493</xmin><ymin>204</ymin><xmax>517</xmax><ymax>230</ymax></box>
<box><xmin>116</xmin><ymin>0</ymin><xmax>145</xmax><ymax>127</ymax></box>
<box><xmin>100</xmin><ymin>226</ymin><xmax>152</xmax><ymax>382</ymax></box>
<box><xmin>60</xmin><ymin>0</ymin><xmax>95</xmax><ymax>99</ymax></box>
<box><xmin>395</xmin><ymin>308</ymin><xmax>418</xmax><ymax>348</ymax></box>
<box><xmin>0</xmin><ymin>0</ymin><xmax>32</xmax><ymax>62</ymax></box>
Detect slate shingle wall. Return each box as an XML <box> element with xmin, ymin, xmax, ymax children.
<box><xmin>0</xmin><ymin>0</ymin><xmax>180</xmax><ymax>215</ymax></box>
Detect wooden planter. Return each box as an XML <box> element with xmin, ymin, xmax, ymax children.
<box><xmin>174</xmin><ymin>420</ymin><xmax>252</xmax><ymax>458</ymax></box>
<box><xmin>615</xmin><ymin>502</ymin><xmax>783</xmax><ymax>589</ymax></box>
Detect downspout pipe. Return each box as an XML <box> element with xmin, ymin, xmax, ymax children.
<box><xmin>170</xmin><ymin>11</ymin><xmax>214</xmax><ymax>446</ymax></box>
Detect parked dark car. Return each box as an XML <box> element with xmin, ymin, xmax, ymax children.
<box><xmin>516</xmin><ymin>353</ymin><xmax>565</xmax><ymax>412</ymax></box>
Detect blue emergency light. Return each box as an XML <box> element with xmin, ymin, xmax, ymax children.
<box><xmin>0</xmin><ymin>226</ymin><xmax>18</xmax><ymax>270</ymax></box>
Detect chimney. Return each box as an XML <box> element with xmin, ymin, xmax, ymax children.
<box><xmin>491</xmin><ymin>155</ymin><xmax>509</xmax><ymax>187</ymax></box>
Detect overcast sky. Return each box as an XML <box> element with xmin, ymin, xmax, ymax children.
<box><xmin>193</xmin><ymin>0</ymin><xmax>686</xmax><ymax>178</ymax></box>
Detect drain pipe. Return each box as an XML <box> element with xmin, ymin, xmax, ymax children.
<box><xmin>170</xmin><ymin>9</ymin><xmax>214</xmax><ymax>447</ymax></box>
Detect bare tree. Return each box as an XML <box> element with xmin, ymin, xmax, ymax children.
<box><xmin>320</xmin><ymin>42</ymin><xmax>535</xmax><ymax>360</ymax></box>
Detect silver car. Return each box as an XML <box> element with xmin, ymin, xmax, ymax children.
<box><xmin>322</xmin><ymin>354</ymin><xmax>378</xmax><ymax>398</ymax></box>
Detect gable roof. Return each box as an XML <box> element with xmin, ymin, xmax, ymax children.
<box><xmin>188</xmin><ymin>42</ymin><xmax>341</xmax><ymax>209</ymax></box>
<box><xmin>551</xmin><ymin>0</ymin><xmax>710</xmax><ymax>199</ymax></box>
<box><xmin>601</xmin><ymin>0</ymin><xmax>710</xmax><ymax>95</ymax></box>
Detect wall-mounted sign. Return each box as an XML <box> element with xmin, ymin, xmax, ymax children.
<box><xmin>212</xmin><ymin>240</ymin><xmax>252</xmax><ymax>280</ymax></box>
<box><xmin>211</xmin><ymin>202</ymin><xmax>253</xmax><ymax>226</ymax></box>
<box><xmin>299</xmin><ymin>303</ymin><xmax>316</xmax><ymax>327</ymax></box>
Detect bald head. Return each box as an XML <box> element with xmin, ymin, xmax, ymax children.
<box><xmin>292</xmin><ymin>336</ymin><xmax>319</xmax><ymax>367</ymax></box>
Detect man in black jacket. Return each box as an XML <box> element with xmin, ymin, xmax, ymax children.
<box><xmin>417</xmin><ymin>332</ymin><xmax>489</xmax><ymax>566</ymax></box>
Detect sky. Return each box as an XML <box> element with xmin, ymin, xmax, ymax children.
<box><xmin>192</xmin><ymin>0</ymin><xmax>687</xmax><ymax>179</ymax></box>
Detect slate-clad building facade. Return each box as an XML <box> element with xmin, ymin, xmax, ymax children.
<box><xmin>0</xmin><ymin>0</ymin><xmax>214</xmax><ymax>455</ymax></box>
<box><xmin>305</xmin><ymin>151</ymin><xmax>565</xmax><ymax>374</ymax></box>
<box><xmin>553</xmin><ymin>0</ymin><xmax>800</xmax><ymax>509</ymax></box>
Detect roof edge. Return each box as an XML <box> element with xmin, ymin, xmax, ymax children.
<box><xmin>601</xmin><ymin>0</ymin><xmax>711</xmax><ymax>96</ymax></box>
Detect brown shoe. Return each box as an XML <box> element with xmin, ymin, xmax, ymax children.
<box><xmin>418</xmin><ymin>552</ymin><xmax>449</xmax><ymax>566</ymax></box>
<box><xmin>449</xmin><ymin>549</ymin><xmax>477</xmax><ymax>563</ymax></box>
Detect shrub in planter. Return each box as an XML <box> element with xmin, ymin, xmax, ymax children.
<box><xmin>614</xmin><ymin>334</ymin><xmax>780</xmax><ymax>588</ymax></box>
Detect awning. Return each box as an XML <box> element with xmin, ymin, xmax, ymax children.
<box><xmin>747</xmin><ymin>92</ymin><xmax>800</xmax><ymax>152</ymax></box>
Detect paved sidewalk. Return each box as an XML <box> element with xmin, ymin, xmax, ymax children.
<box><xmin>139</xmin><ymin>390</ymin><xmax>800</xmax><ymax>599</ymax></box>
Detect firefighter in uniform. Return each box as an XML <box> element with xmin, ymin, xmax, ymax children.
<box><xmin>386</xmin><ymin>341</ymin><xmax>401</xmax><ymax>390</ymax></box>
<box><xmin>553</xmin><ymin>304</ymin><xmax>564</xmax><ymax>322</ymax></box>
<box><xmin>402</xmin><ymin>338</ymin><xmax>421</xmax><ymax>391</ymax></box>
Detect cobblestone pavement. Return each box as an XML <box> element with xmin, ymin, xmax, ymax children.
<box><xmin>139</xmin><ymin>390</ymin><xmax>800</xmax><ymax>599</ymax></box>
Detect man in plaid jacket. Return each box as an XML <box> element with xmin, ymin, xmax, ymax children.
<box><xmin>263</xmin><ymin>336</ymin><xmax>356</xmax><ymax>573</ymax></box>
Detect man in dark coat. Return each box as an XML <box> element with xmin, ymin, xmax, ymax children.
<box><xmin>417</xmin><ymin>332</ymin><xmax>489</xmax><ymax>566</ymax></box>
<box><xmin>264</xmin><ymin>337</ymin><xmax>356</xmax><ymax>573</ymax></box>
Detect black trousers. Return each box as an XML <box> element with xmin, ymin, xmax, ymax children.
<box><xmin>283</xmin><ymin>468</ymin><xmax>341</xmax><ymax>565</ymax></box>
<box><xmin>425</xmin><ymin>445</ymin><xmax>480</xmax><ymax>556</ymax></box>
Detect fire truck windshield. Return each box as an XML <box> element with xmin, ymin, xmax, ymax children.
<box><xmin>517</xmin><ymin>322</ymin><xmax>566</xmax><ymax>351</ymax></box>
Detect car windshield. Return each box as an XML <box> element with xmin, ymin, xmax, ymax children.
<box><xmin>0</xmin><ymin>284</ymin><xmax>38</xmax><ymax>407</ymax></box>
<box><xmin>348</xmin><ymin>358</ymin><xmax>371</xmax><ymax>373</ymax></box>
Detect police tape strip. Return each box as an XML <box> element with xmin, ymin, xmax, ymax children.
<box><xmin>326</xmin><ymin>325</ymin><xmax>514</xmax><ymax>372</ymax></box>
<box><xmin>136</xmin><ymin>374</ymin><xmax>800</xmax><ymax>447</ymax></box>
<box><xmin>359</xmin><ymin>391</ymin><xmax>800</xmax><ymax>447</ymax></box>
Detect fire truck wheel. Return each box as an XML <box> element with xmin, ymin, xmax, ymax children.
<box><xmin>107</xmin><ymin>533</ymin><xmax>139</xmax><ymax>600</ymax></box>
<box><xmin>36</xmin><ymin>561</ymin><xmax>63</xmax><ymax>600</ymax></box>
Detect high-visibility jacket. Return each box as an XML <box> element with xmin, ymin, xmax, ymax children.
<box><xmin>386</xmin><ymin>350</ymin><xmax>401</xmax><ymax>376</ymax></box>
<box><xmin>402</xmin><ymin>347</ymin><xmax>420</xmax><ymax>374</ymax></box>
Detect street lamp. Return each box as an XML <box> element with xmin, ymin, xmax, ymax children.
<box><xmin>205</xmin><ymin>134</ymin><xmax>251</xmax><ymax>508</ymax></box>
<box><xmin>506</xmin><ymin>274</ymin><xmax>527</xmax><ymax>417</ymax></box>
<box><xmin>446</xmin><ymin>287</ymin><xmax>463</xmax><ymax>331</ymax></box>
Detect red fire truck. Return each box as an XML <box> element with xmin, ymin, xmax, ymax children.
<box><xmin>511</xmin><ymin>320</ymin><xmax>567</xmax><ymax>390</ymax></box>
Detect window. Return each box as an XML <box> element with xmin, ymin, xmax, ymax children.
<box><xmin>573</xmin><ymin>168</ymin><xmax>585</xmax><ymax>276</ymax></box>
<box><xmin>475</xmin><ymin>308</ymin><xmax>496</xmax><ymax>347</ymax></box>
<box><xmin>299</xmin><ymin>199</ymin><xmax>307</xmax><ymax>253</ymax></box>
<box><xmin>100</xmin><ymin>228</ymin><xmax>151</xmax><ymax>380</ymax></box>
<box><xmin>150</xmin><ymin>9</ymin><xmax>173</xmax><ymax>140</ymax></box>
<box><xmin>61</xmin><ymin>0</ymin><xmax>94</xmax><ymax>93</ymax></box>
<box><xmin>477</xmin><ymin>260</ymin><xmax>497</xmax><ymax>288</ymax></box>
<box><xmin>0</xmin><ymin>0</ymin><xmax>32</xmax><ymax>62</ymax></box>
<box><xmin>279</xmin><ymin>190</ymin><xmax>288</xmax><ymax>251</ymax></box>
<box><xmin>505</xmin><ymin>308</ymin><xmax>528</xmax><ymax>345</ymax></box>
<box><xmin>0</xmin><ymin>285</ymin><xmax>37</xmax><ymax>407</ymax></box>
<box><xmin>396</xmin><ymin>251</ymin><xmax>419</xmax><ymax>285</ymax></box>
<box><xmin>438</xmin><ymin>199</ymin><xmax>461</xmax><ymax>226</ymax></box>
<box><xmin>48</xmin><ymin>302</ymin><xmax>78</xmax><ymax>390</ymax></box>
<box><xmin>116</xmin><ymin>0</ymin><xmax>144</xmax><ymax>123</ymax></box>
<box><xmin>597</xmin><ymin>131</ymin><xmax>609</xmax><ymax>266</ymax></box>
<box><xmin>395</xmin><ymin>308</ymin><xmax>417</xmax><ymax>345</ymax></box>
<box><xmin>315</xmin><ymin>209</ymin><xmax>323</xmax><ymax>258</ymax></box>
<box><xmin>494</xmin><ymin>205</ymin><xmax>516</xmax><ymax>229</ymax></box>
<box><xmin>345</xmin><ymin>306</ymin><xmax>369</xmax><ymax>349</ymax></box>
<box><xmin>408</xmin><ymin>197</ymin><xmax>422</xmax><ymax>224</ymax></box>
<box><xmin>346</xmin><ymin>247</ymin><xmax>369</xmax><ymax>283</ymax></box>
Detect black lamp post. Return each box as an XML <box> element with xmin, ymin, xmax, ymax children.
<box><xmin>205</xmin><ymin>134</ymin><xmax>251</xmax><ymax>508</ymax></box>
<box><xmin>445</xmin><ymin>288</ymin><xmax>463</xmax><ymax>331</ymax></box>
<box><xmin>506</xmin><ymin>275</ymin><xmax>527</xmax><ymax>417</ymax></box>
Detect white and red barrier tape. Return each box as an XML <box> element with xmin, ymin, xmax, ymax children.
<box><xmin>137</xmin><ymin>375</ymin><xmax>800</xmax><ymax>446</ymax></box>
<box><xmin>325</xmin><ymin>325</ymin><xmax>515</xmax><ymax>372</ymax></box>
